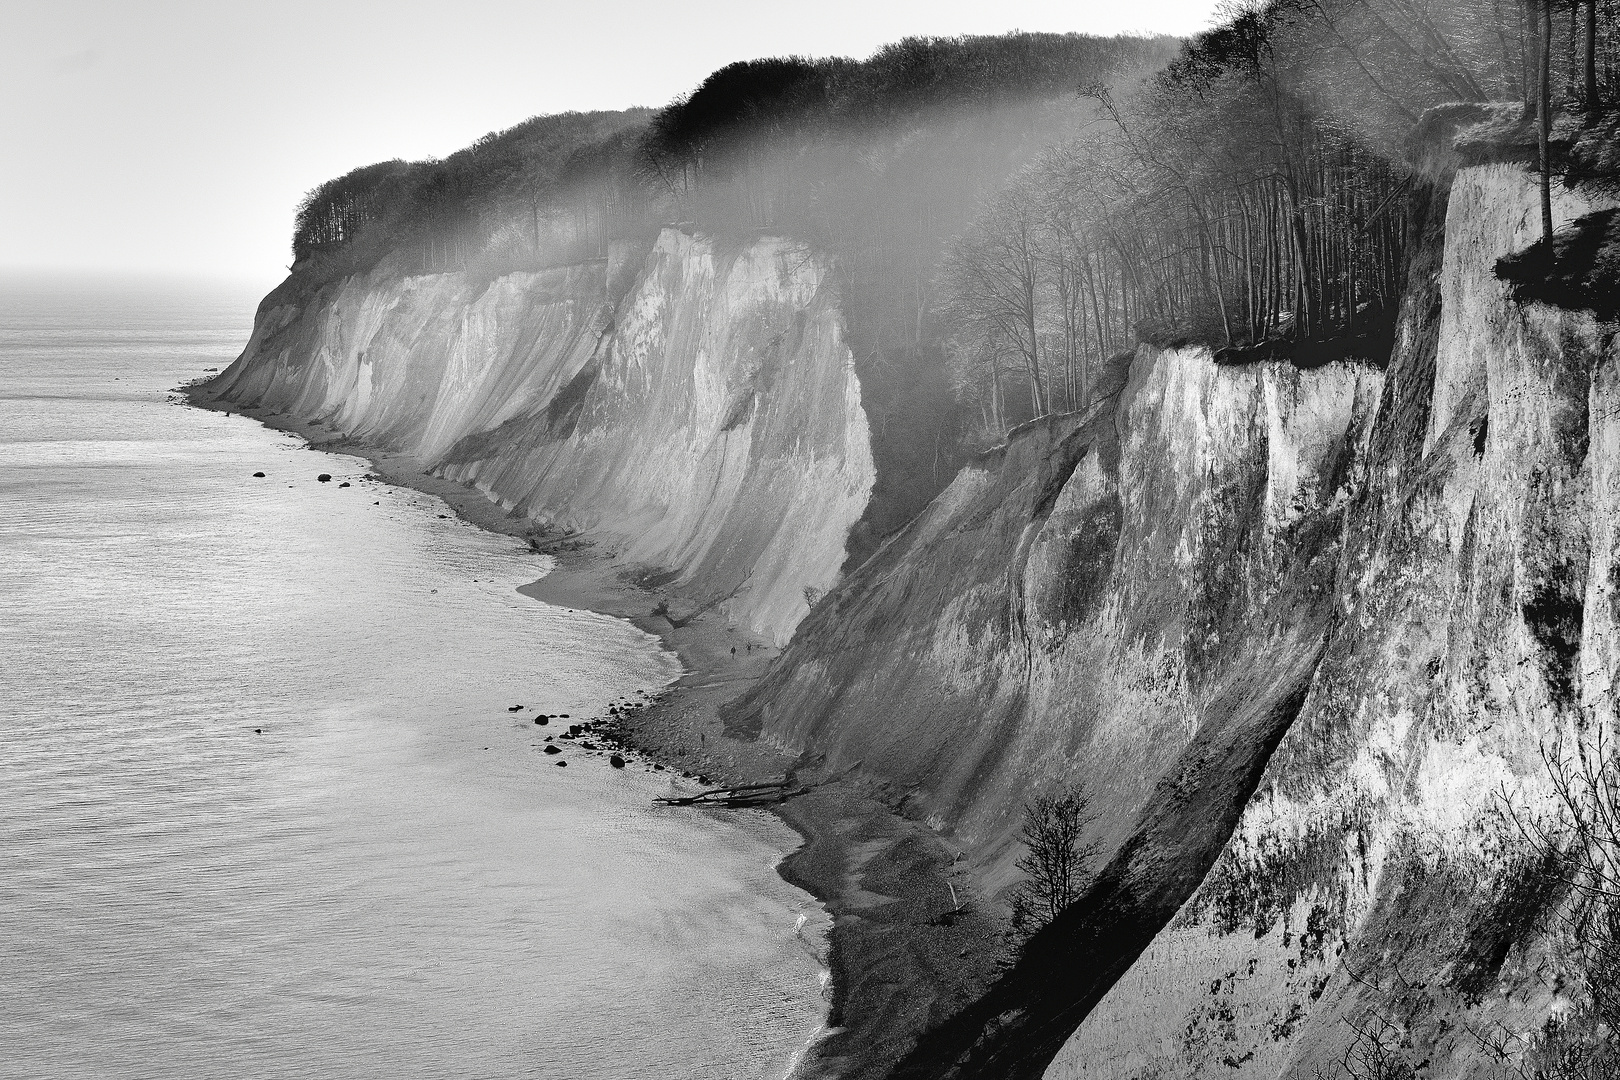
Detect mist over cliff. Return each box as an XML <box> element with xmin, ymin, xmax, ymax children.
<box><xmin>200</xmin><ymin>10</ymin><xmax>1620</xmax><ymax>1080</ymax></box>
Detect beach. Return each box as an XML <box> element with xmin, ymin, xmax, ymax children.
<box><xmin>0</xmin><ymin>274</ymin><xmax>832</xmax><ymax>1080</ymax></box>
<box><xmin>185</xmin><ymin>385</ymin><xmax>1010</xmax><ymax>1077</ymax></box>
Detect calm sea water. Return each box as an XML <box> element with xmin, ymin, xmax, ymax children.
<box><xmin>0</xmin><ymin>277</ymin><xmax>828</xmax><ymax>1080</ymax></box>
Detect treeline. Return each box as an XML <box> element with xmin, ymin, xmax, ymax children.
<box><xmin>637</xmin><ymin>34</ymin><xmax>1179</xmax><ymax>231</ymax></box>
<box><xmin>941</xmin><ymin>0</ymin><xmax>1620</xmax><ymax>436</ymax></box>
<box><xmin>291</xmin><ymin>34</ymin><xmax>1177</xmax><ymax>283</ymax></box>
<box><xmin>632</xmin><ymin>33</ymin><xmax>1181</xmax><ymax>546</ymax></box>
<box><xmin>284</xmin><ymin>32</ymin><xmax>1178</xmax><ymax>549</ymax></box>
<box><xmin>291</xmin><ymin>109</ymin><xmax>651</xmax><ymax>275</ymax></box>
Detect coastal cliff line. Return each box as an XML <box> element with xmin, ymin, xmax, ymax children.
<box><xmin>198</xmin><ymin>132</ymin><xmax>1617</xmax><ymax>1079</ymax></box>
<box><xmin>731</xmin><ymin>147</ymin><xmax>1617</xmax><ymax>1079</ymax></box>
<box><xmin>210</xmin><ymin>228</ymin><xmax>875</xmax><ymax>645</ymax></box>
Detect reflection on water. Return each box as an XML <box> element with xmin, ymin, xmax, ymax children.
<box><xmin>0</xmin><ymin>279</ymin><xmax>828</xmax><ymax>1080</ymax></box>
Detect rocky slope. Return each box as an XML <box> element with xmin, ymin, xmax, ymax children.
<box><xmin>208</xmin><ymin>229</ymin><xmax>875</xmax><ymax>644</ymax></box>
<box><xmin>726</xmin><ymin>146</ymin><xmax>1616</xmax><ymax>1077</ymax></box>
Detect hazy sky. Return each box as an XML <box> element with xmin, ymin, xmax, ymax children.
<box><xmin>2</xmin><ymin>0</ymin><xmax>1220</xmax><ymax>286</ymax></box>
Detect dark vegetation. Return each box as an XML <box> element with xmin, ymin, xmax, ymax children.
<box><xmin>1496</xmin><ymin>207</ymin><xmax>1620</xmax><ymax>319</ymax></box>
<box><xmin>942</xmin><ymin>0</ymin><xmax>1620</xmax><ymax>441</ymax></box>
<box><xmin>292</xmin><ymin>109</ymin><xmax>654</xmax><ymax>278</ymax></box>
<box><xmin>1007</xmin><ymin>790</ymin><xmax>1100</xmax><ymax>946</ymax></box>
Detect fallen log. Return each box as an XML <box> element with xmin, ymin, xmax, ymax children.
<box><xmin>656</xmin><ymin>778</ymin><xmax>808</xmax><ymax>808</ymax></box>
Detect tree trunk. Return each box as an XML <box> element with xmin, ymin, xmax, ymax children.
<box><xmin>1586</xmin><ymin>0</ymin><xmax>1600</xmax><ymax>110</ymax></box>
<box><xmin>1541</xmin><ymin>0</ymin><xmax>1556</xmax><ymax>246</ymax></box>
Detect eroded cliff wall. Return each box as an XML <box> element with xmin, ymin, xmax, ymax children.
<box><xmin>1042</xmin><ymin>161</ymin><xmax>1618</xmax><ymax>1080</ymax></box>
<box><xmin>733</xmin><ymin>159</ymin><xmax>1617</xmax><ymax>1079</ymax></box>
<box><xmin>207</xmin><ymin>229</ymin><xmax>875</xmax><ymax>643</ymax></box>
<box><xmin>208</xmin><ymin>139</ymin><xmax>1614</xmax><ymax>1079</ymax></box>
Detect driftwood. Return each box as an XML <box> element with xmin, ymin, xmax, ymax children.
<box><xmin>526</xmin><ymin>530</ymin><xmax>589</xmax><ymax>555</ymax></box>
<box><xmin>657</xmin><ymin>778</ymin><xmax>808</xmax><ymax>809</ymax></box>
<box><xmin>655</xmin><ymin>761</ymin><xmax>862</xmax><ymax>810</ymax></box>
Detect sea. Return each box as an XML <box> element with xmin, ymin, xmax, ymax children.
<box><xmin>0</xmin><ymin>276</ymin><xmax>828</xmax><ymax>1080</ymax></box>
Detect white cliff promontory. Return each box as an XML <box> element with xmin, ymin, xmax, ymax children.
<box><xmin>208</xmin><ymin>229</ymin><xmax>875</xmax><ymax>644</ymax></box>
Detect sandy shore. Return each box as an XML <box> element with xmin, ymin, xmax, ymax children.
<box><xmin>183</xmin><ymin>386</ymin><xmax>1005</xmax><ymax>1079</ymax></box>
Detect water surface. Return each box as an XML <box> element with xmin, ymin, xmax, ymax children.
<box><xmin>0</xmin><ymin>277</ymin><xmax>827</xmax><ymax>1079</ymax></box>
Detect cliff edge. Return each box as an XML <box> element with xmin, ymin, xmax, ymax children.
<box><xmin>204</xmin><ymin>228</ymin><xmax>875</xmax><ymax>644</ymax></box>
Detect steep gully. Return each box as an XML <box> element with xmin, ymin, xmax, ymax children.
<box><xmin>197</xmin><ymin>142</ymin><xmax>1616</xmax><ymax>1079</ymax></box>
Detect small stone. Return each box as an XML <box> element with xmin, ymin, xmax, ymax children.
<box><xmin>339</xmin><ymin>482</ymin><xmax>350</xmax><ymax>488</ymax></box>
<box><xmin>610</xmin><ymin>754</ymin><xmax>626</xmax><ymax>768</ymax></box>
<box><xmin>317</xmin><ymin>474</ymin><xmax>332</xmax><ymax>483</ymax></box>
<box><xmin>534</xmin><ymin>717</ymin><xmax>547</xmax><ymax>725</ymax></box>
<box><xmin>254</xmin><ymin>728</ymin><xmax>262</xmax><ymax>734</ymax></box>
<box><xmin>543</xmin><ymin>745</ymin><xmax>561</xmax><ymax>755</ymax></box>
<box><xmin>555</xmin><ymin>760</ymin><xmax>567</xmax><ymax>767</ymax></box>
<box><xmin>252</xmin><ymin>471</ymin><xmax>265</xmax><ymax>478</ymax></box>
<box><xmin>508</xmin><ymin>705</ymin><xmax>522</xmax><ymax>712</ymax></box>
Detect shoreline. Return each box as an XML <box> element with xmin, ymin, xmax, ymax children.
<box><xmin>182</xmin><ymin>383</ymin><xmax>1005</xmax><ymax>1080</ymax></box>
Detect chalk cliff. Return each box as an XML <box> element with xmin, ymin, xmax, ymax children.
<box><xmin>1045</xmin><ymin>160</ymin><xmax>1618</xmax><ymax>1080</ymax></box>
<box><xmin>729</xmin><ymin>158</ymin><xmax>1616</xmax><ymax>1078</ymax></box>
<box><xmin>210</xmin><ymin>229</ymin><xmax>875</xmax><ymax>644</ymax></box>
<box><xmin>205</xmin><ymin>144</ymin><xmax>1614</xmax><ymax>1079</ymax></box>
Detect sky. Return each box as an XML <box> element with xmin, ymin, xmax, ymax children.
<box><xmin>1</xmin><ymin>0</ymin><xmax>1222</xmax><ymax>288</ymax></box>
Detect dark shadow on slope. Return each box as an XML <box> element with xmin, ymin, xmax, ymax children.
<box><xmin>1495</xmin><ymin>208</ymin><xmax>1620</xmax><ymax>323</ymax></box>
<box><xmin>881</xmin><ymin>640</ymin><xmax>1326</xmax><ymax>1080</ymax></box>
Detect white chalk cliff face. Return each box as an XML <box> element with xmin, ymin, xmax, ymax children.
<box><xmin>732</xmin><ymin>161</ymin><xmax>1617</xmax><ymax>1078</ymax></box>
<box><xmin>1045</xmin><ymin>162</ymin><xmax>1618</xmax><ymax>1080</ymax></box>
<box><xmin>210</xmin><ymin>229</ymin><xmax>875</xmax><ymax>644</ymax></box>
<box><xmin>211</xmin><ymin>150</ymin><xmax>1613</xmax><ymax>1078</ymax></box>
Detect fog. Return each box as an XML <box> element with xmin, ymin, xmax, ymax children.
<box><xmin>0</xmin><ymin>0</ymin><xmax>1222</xmax><ymax>285</ymax></box>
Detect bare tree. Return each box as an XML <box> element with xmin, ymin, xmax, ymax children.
<box><xmin>1008</xmin><ymin>788</ymin><xmax>1100</xmax><ymax>941</ymax></box>
<box><xmin>1496</xmin><ymin>731</ymin><xmax>1620</xmax><ymax>1077</ymax></box>
<box><xmin>1331</xmin><ymin>1013</ymin><xmax>1420</xmax><ymax>1080</ymax></box>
